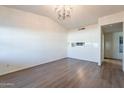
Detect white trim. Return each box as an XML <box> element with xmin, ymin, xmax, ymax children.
<box><xmin>98</xmin><ymin>25</ymin><xmax>102</xmax><ymax>66</ymax></box>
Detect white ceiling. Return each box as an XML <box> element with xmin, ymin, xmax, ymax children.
<box><xmin>102</xmin><ymin>22</ymin><xmax>123</xmax><ymax>33</ymax></box>
<box><xmin>4</xmin><ymin>5</ymin><xmax>124</xmax><ymax>29</ymax></box>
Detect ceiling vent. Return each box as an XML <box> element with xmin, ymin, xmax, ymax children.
<box><xmin>78</xmin><ymin>27</ymin><xmax>86</xmax><ymax>31</ymax></box>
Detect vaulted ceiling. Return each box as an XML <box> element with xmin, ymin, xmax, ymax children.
<box><xmin>4</xmin><ymin>5</ymin><xmax>124</xmax><ymax>29</ymax></box>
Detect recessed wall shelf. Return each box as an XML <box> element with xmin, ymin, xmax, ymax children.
<box><xmin>71</xmin><ymin>42</ymin><xmax>85</xmax><ymax>47</ymax></box>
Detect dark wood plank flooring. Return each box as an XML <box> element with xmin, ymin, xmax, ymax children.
<box><xmin>0</xmin><ymin>58</ymin><xmax>124</xmax><ymax>88</ymax></box>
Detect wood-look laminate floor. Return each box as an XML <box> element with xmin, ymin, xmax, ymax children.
<box><xmin>0</xmin><ymin>58</ymin><xmax>124</xmax><ymax>88</ymax></box>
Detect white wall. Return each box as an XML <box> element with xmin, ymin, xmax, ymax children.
<box><xmin>113</xmin><ymin>32</ymin><xmax>123</xmax><ymax>59</ymax></box>
<box><xmin>101</xmin><ymin>31</ymin><xmax>104</xmax><ymax>62</ymax></box>
<box><xmin>99</xmin><ymin>11</ymin><xmax>124</xmax><ymax>26</ymax></box>
<box><xmin>67</xmin><ymin>24</ymin><xmax>100</xmax><ymax>63</ymax></box>
<box><xmin>104</xmin><ymin>32</ymin><xmax>123</xmax><ymax>60</ymax></box>
<box><xmin>0</xmin><ymin>6</ymin><xmax>67</xmax><ymax>75</ymax></box>
<box><xmin>104</xmin><ymin>33</ymin><xmax>113</xmax><ymax>58</ymax></box>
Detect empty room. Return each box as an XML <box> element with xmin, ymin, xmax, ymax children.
<box><xmin>0</xmin><ymin>5</ymin><xmax>124</xmax><ymax>88</ymax></box>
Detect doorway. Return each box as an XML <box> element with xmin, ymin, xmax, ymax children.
<box><xmin>101</xmin><ymin>22</ymin><xmax>123</xmax><ymax>69</ymax></box>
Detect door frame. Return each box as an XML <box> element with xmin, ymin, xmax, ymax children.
<box><xmin>99</xmin><ymin>22</ymin><xmax>124</xmax><ymax>71</ymax></box>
